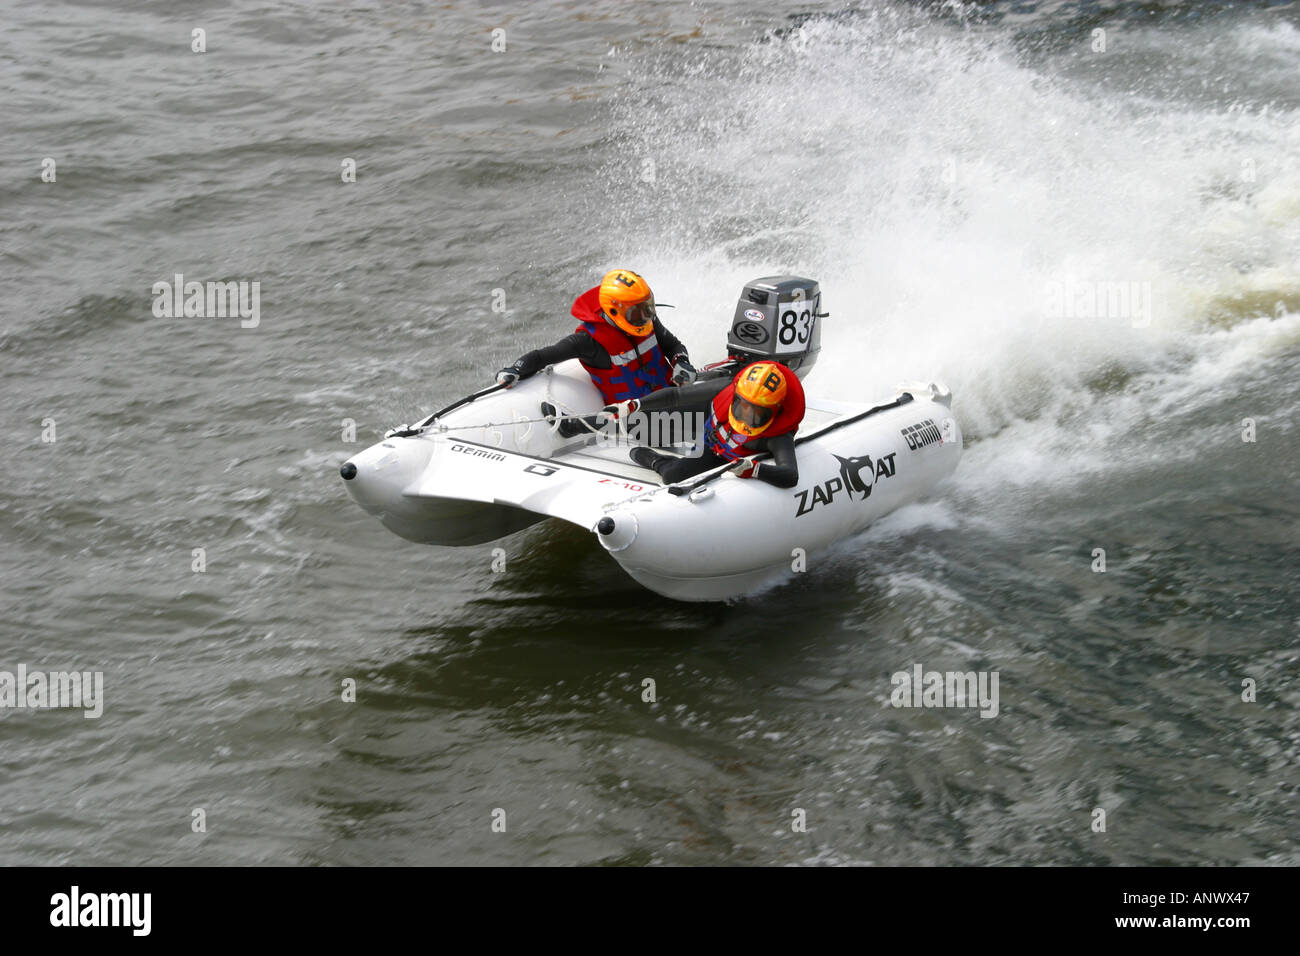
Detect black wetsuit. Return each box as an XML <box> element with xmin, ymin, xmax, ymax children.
<box><xmin>634</xmin><ymin>379</ymin><xmax>801</xmax><ymax>489</ymax></box>
<box><xmin>508</xmin><ymin>319</ymin><xmax>688</xmax><ymax>379</ymax></box>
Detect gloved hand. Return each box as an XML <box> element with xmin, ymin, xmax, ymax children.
<box><xmin>671</xmin><ymin>355</ymin><xmax>697</xmax><ymax>385</ymax></box>
<box><xmin>597</xmin><ymin>399</ymin><xmax>639</xmax><ymax>424</ymax></box>
<box><xmin>729</xmin><ymin>458</ymin><xmax>760</xmax><ymax>479</ymax></box>
<box><xmin>496</xmin><ymin>366</ymin><xmax>521</xmax><ymax>387</ymax></box>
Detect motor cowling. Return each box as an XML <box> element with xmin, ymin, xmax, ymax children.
<box><xmin>725</xmin><ymin>276</ymin><xmax>823</xmax><ymax>380</ymax></box>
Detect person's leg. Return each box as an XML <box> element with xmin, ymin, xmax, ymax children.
<box><xmin>652</xmin><ymin>449</ymin><xmax>727</xmax><ymax>484</ymax></box>
<box><xmin>541</xmin><ymin>402</ymin><xmax>601</xmax><ymax>439</ymax></box>
<box><xmin>559</xmin><ymin>414</ymin><xmax>601</xmax><ymax>438</ymax></box>
<box><xmin>637</xmin><ymin>405</ymin><xmax>711</xmax><ymax>449</ymax></box>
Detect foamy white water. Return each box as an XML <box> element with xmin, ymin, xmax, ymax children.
<box><xmin>588</xmin><ymin>7</ymin><xmax>1300</xmax><ymax>453</ymax></box>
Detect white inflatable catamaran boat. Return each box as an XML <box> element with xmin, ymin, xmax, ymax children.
<box><xmin>340</xmin><ymin>277</ymin><xmax>962</xmax><ymax>602</ymax></box>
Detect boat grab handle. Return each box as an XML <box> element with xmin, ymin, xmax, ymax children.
<box><xmin>387</xmin><ymin>382</ymin><xmax>511</xmax><ymax>437</ymax></box>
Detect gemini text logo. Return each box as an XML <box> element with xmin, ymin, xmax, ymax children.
<box><xmin>50</xmin><ymin>887</ymin><xmax>151</xmax><ymax>936</ymax></box>
<box><xmin>0</xmin><ymin>665</ymin><xmax>103</xmax><ymax>718</ymax></box>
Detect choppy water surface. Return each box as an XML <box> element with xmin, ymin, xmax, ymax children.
<box><xmin>1</xmin><ymin>0</ymin><xmax>1297</xmax><ymax>865</ymax></box>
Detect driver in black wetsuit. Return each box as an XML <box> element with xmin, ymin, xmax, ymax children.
<box><xmin>494</xmin><ymin>269</ymin><xmax>695</xmax><ymax>437</ymax></box>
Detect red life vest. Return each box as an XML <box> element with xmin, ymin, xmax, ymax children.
<box><xmin>704</xmin><ymin>368</ymin><xmax>805</xmax><ymax>461</ymax></box>
<box><xmin>570</xmin><ymin>287</ymin><xmax>673</xmax><ymax>402</ymax></box>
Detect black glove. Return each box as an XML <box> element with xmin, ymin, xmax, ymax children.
<box><xmin>496</xmin><ymin>365</ymin><xmax>521</xmax><ymax>387</ymax></box>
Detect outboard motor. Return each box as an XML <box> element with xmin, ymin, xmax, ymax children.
<box><xmin>724</xmin><ymin>276</ymin><xmax>823</xmax><ymax>380</ymax></box>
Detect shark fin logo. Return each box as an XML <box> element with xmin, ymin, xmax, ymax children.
<box><xmin>834</xmin><ymin>453</ymin><xmax>875</xmax><ymax>499</ymax></box>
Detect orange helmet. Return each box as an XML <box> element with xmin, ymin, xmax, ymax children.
<box><xmin>598</xmin><ymin>269</ymin><xmax>656</xmax><ymax>337</ymax></box>
<box><xmin>729</xmin><ymin>362</ymin><xmax>788</xmax><ymax>436</ymax></box>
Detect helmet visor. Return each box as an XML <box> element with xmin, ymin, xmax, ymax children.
<box><xmin>622</xmin><ymin>300</ymin><xmax>656</xmax><ymax>329</ymax></box>
<box><xmin>731</xmin><ymin>395</ymin><xmax>773</xmax><ymax>429</ymax></box>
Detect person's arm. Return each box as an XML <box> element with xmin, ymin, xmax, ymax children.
<box><xmin>634</xmin><ymin>377</ymin><xmax>727</xmax><ymax>413</ymax></box>
<box><xmin>653</xmin><ymin>319</ymin><xmax>696</xmax><ymax>383</ymax></box>
<box><xmin>499</xmin><ymin>332</ymin><xmax>607</xmax><ymax>383</ymax></box>
<box><xmin>654</xmin><ymin>318</ymin><xmax>688</xmax><ymax>365</ymax></box>
<box><xmin>741</xmin><ymin>432</ymin><xmax>799</xmax><ymax>488</ymax></box>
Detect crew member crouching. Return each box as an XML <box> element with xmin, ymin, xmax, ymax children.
<box><xmin>607</xmin><ymin>360</ymin><xmax>805</xmax><ymax>489</ymax></box>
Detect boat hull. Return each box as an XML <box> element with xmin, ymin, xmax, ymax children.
<box><xmin>340</xmin><ymin>362</ymin><xmax>961</xmax><ymax>601</ymax></box>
